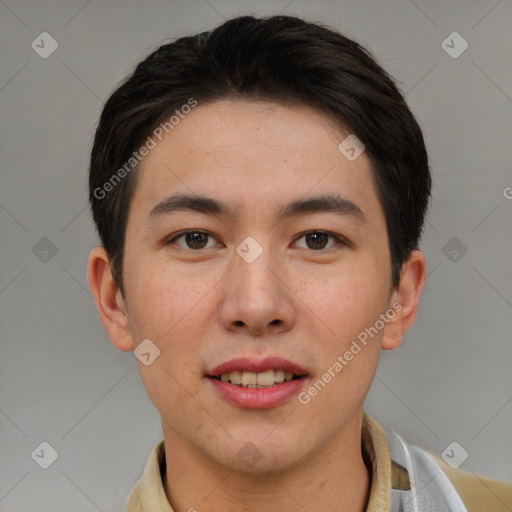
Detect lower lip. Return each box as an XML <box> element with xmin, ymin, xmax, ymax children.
<box><xmin>207</xmin><ymin>376</ymin><xmax>309</xmax><ymax>409</ymax></box>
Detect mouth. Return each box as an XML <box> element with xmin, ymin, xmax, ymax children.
<box><xmin>205</xmin><ymin>356</ymin><xmax>310</xmax><ymax>408</ymax></box>
<box><xmin>207</xmin><ymin>369</ymin><xmax>306</xmax><ymax>388</ymax></box>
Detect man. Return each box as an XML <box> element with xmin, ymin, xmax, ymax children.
<box><xmin>87</xmin><ymin>14</ymin><xmax>512</xmax><ymax>512</ymax></box>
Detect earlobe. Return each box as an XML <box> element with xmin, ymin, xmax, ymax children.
<box><xmin>381</xmin><ymin>250</ymin><xmax>427</xmax><ymax>350</ymax></box>
<box><xmin>87</xmin><ymin>247</ymin><xmax>135</xmax><ymax>352</ymax></box>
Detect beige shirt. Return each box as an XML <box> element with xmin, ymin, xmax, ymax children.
<box><xmin>126</xmin><ymin>413</ymin><xmax>512</xmax><ymax>511</ymax></box>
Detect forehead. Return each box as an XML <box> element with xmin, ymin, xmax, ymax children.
<box><xmin>130</xmin><ymin>99</ymin><xmax>383</xmax><ymax>226</ymax></box>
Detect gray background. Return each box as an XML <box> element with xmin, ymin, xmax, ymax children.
<box><xmin>1</xmin><ymin>0</ymin><xmax>511</xmax><ymax>510</ymax></box>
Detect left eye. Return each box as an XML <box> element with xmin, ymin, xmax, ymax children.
<box><xmin>167</xmin><ymin>231</ymin><xmax>343</xmax><ymax>251</ymax></box>
<box><xmin>294</xmin><ymin>231</ymin><xmax>342</xmax><ymax>250</ymax></box>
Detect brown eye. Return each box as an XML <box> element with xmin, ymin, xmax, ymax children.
<box><xmin>168</xmin><ymin>231</ymin><xmax>216</xmax><ymax>250</ymax></box>
<box><xmin>294</xmin><ymin>231</ymin><xmax>343</xmax><ymax>251</ymax></box>
<box><xmin>306</xmin><ymin>232</ymin><xmax>328</xmax><ymax>250</ymax></box>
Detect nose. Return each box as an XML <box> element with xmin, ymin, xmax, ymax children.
<box><xmin>218</xmin><ymin>240</ymin><xmax>295</xmax><ymax>336</ymax></box>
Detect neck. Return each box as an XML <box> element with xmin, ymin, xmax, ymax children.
<box><xmin>162</xmin><ymin>412</ymin><xmax>371</xmax><ymax>512</ymax></box>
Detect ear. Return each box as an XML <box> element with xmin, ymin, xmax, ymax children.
<box><xmin>87</xmin><ymin>246</ymin><xmax>134</xmax><ymax>352</ymax></box>
<box><xmin>381</xmin><ymin>249</ymin><xmax>427</xmax><ymax>350</ymax></box>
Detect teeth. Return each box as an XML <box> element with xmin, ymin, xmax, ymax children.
<box><xmin>241</xmin><ymin>371</ymin><xmax>257</xmax><ymax>386</ymax></box>
<box><xmin>256</xmin><ymin>370</ymin><xmax>275</xmax><ymax>386</ymax></box>
<box><xmin>216</xmin><ymin>369</ymin><xmax>299</xmax><ymax>387</ymax></box>
<box><xmin>229</xmin><ymin>371</ymin><xmax>242</xmax><ymax>385</ymax></box>
<box><xmin>274</xmin><ymin>370</ymin><xmax>285</xmax><ymax>383</ymax></box>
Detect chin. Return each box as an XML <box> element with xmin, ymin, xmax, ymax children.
<box><xmin>209</xmin><ymin>432</ymin><xmax>313</xmax><ymax>476</ymax></box>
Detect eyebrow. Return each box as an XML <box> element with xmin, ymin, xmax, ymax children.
<box><xmin>148</xmin><ymin>193</ymin><xmax>367</xmax><ymax>224</ymax></box>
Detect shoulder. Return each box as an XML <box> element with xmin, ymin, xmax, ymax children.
<box><xmin>434</xmin><ymin>456</ymin><xmax>512</xmax><ymax>512</ymax></box>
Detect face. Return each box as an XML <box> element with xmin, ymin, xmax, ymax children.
<box><xmin>120</xmin><ymin>99</ymin><xmax>396</xmax><ymax>474</ymax></box>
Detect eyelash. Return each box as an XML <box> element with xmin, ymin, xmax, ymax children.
<box><xmin>165</xmin><ymin>230</ymin><xmax>348</xmax><ymax>252</ymax></box>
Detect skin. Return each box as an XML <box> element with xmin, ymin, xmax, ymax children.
<box><xmin>88</xmin><ymin>99</ymin><xmax>426</xmax><ymax>512</ymax></box>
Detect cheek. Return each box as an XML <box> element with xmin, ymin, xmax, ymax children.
<box><xmin>305</xmin><ymin>264</ymin><xmax>387</xmax><ymax>394</ymax></box>
<box><xmin>126</xmin><ymin>263</ymin><xmax>207</xmax><ymax>413</ymax></box>
<box><xmin>124</xmin><ymin>258</ymin><xmax>213</xmax><ymax>374</ymax></box>
<box><xmin>124</xmin><ymin>256</ymin><xmax>192</xmax><ymax>339</ymax></box>
<box><xmin>309</xmin><ymin>262</ymin><xmax>387</xmax><ymax>340</ymax></box>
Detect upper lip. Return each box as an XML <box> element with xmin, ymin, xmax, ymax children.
<box><xmin>207</xmin><ymin>356</ymin><xmax>309</xmax><ymax>377</ymax></box>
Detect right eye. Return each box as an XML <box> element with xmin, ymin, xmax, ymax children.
<box><xmin>166</xmin><ymin>230</ymin><xmax>221</xmax><ymax>251</ymax></box>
